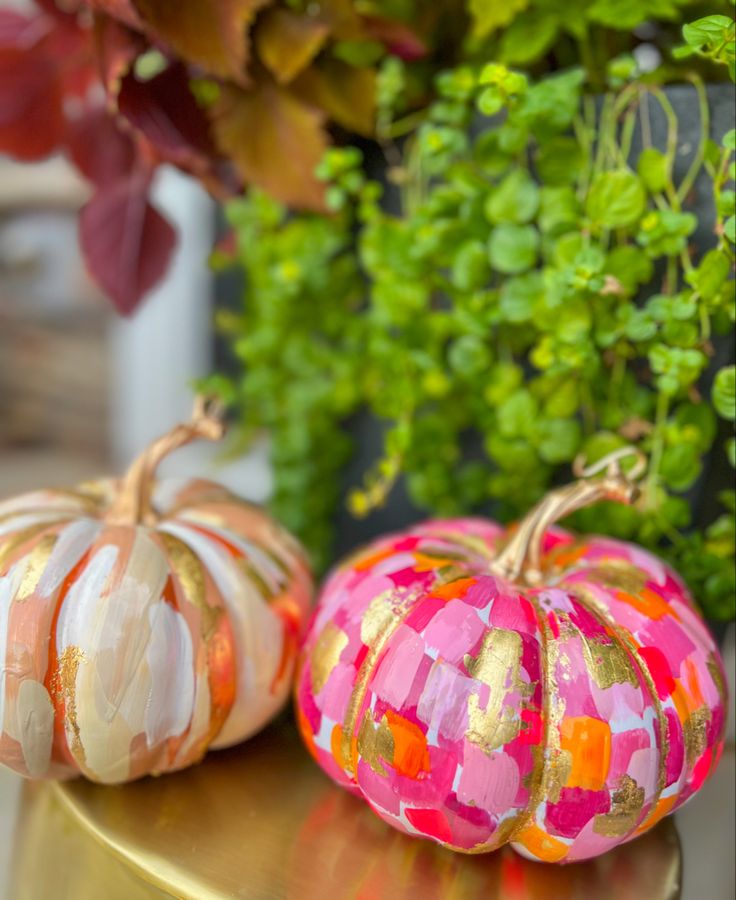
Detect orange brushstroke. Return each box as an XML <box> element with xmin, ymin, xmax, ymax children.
<box><xmin>560</xmin><ymin>716</ymin><xmax>611</xmax><ymax>791</ymax></box>
<box><xmin>430</xmin><ymin>577</ymin><xmax>477</xmax><ymax>602</ymax></box>
<box><xmin>515</xmin><ymin>824</ymin><xmax>569</xmax><ymax>863</ymax></box>
<box><xmin>384</xmin><ymin>710</ymin><xmax>430</xmax><ymax>779</ymax></box>
<box><xmin>353</xmin><ymin>546</ymin><xmax>397</xmax><ymax>572</ymax></box>
<box><xmin>614</xmin><ymin>587</ymin><xmax>673</xmax><ymax>621</ymax></box>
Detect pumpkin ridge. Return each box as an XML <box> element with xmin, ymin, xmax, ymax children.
<box><xmin>340</xmin><ymin>584</ymin><xmax>426</xmax><ymax>779</ymax></box>
<box><xmin>564</xmin><ymin>583</ymin><xmax>669</xmax><ymax>839</ymax></box>
<box><xmin>501</xmin><ymin>588</ymin><xmax>553</xmax><ymax>852</ymax></box>
<box><xmin>0</xmin><ymin>520</ymin><xmax>73</xmax><ymax>576</ymax></box>
<box><xmin>152</xmin><ymin>529</ymin><xmax>237</xmax><ymax>755</ymax></box>
<box><xmin>45</xmin><ymin>546</ymin><xmax>94</xmax><ymax>772</ymax></box>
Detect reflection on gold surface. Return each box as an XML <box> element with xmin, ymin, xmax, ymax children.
<box><xmin>10</xmin><ymin>717</ymin><xmax>682</xmax><ymax>900</ymax></box>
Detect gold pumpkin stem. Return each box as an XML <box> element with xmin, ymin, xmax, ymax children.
<box><xmin>488</xmin><ymin>447</ymin><xmax>647</xmax><ymax>586</ymax></box>
<box><xmin>105</xmin><ymin>395</ymin><xmax>227</xmax><ymax>527</ymax></box>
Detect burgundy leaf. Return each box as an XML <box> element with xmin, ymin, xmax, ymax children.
<box><xmin>66</xmin><ymin>106</ymin><xmax>136</xmax><ymax>187</ymax></box>
<box><xmin>34</xmin><ymin>0</ymin><xmax>85</xmax><ymax>19</ymax></box>
<box><xmin>93</xmin><ymin>12</ymin><xmax>145</xmax><ymax>99</ymax></box>
<box><xmin>117</xmin><ymin>64</ymin><xmax>220</xmax><ymax>180</ymax></box>
<box><xmin>0</xmin><ymin>46</ymin><xmax>64</xmax><ymax>160</ymax></box>
<box><xmin>0</xmin><ymin>11</ymin><xmax>40</xmax><ymax>46</ymax></box>
<box><xmin>363</xmin><ymin>16</ymin><xmax>428</xmax><ymax>61</ymax></box>
<box><xmin>83</xmin><ymin>0</ymin><xmax>144</xmax><ymax>31</ymax></box>
<box><xmin>79</xmin><ymin>173</ymin><xmax>177</xmax><ymax>315</ymax></box>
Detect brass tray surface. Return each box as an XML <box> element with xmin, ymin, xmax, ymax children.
<box><xmin>9</xmin><ymin>717</ymin><xmax>682</xmax><ymax>899</ymax></box>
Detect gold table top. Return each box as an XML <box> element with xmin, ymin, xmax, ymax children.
<box><xmin>9</xmin><ymin>716</ymin><xmax>682</xmax><ymax>900</ymax></box>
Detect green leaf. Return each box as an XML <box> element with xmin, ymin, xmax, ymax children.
<box><xmin>477</xmin><ymin>87</ymin><xmax>504</xmax><ymax>116</ymax></box>
<box><xmin>448</xmin><ymin>334</ymin><xmax>492</xmax><ymax>377</ymax></box>
<box><xmin>536</xmin><ymin>137</ymin><xmax>585</xmax><ymax>185</ymax></box>
<box><xmin>661</xmin><ymin>443</ymin><xmax>702</xmax><ymax>491</ymax></box>
<box><xmin>713</xmin><ymin>365</ymin><xmax>736</xmax><ymax>420</ymax></box>
<box><xmin>499</xmin><ymin>272</ymin><xmax>545</xmax><ymax>322</ymax></box>
<box><xmin>484</xmin><ymin>363</ymin><xmax>523</xmax><ymax>406</ymax></box>
<box><xmin>682</xmin><ymin>15</ymin><xmax>733</xmax><ymax>50</ymax></box>
<box><xmin>605</xmin><ymin>245</ymin><xmax>653</xmax><ymax>293</ymax></box>
<box><xmin>586</xmin><ymin>170</ymin><xmax>647</xmax><ymax>229</ymax></box>
<box><xmin>497</xmin><ymin>389</ymin><xmax>538</xmax><ymax>437</ymax></box>
<box><xmin>488</xmin><ymin>223</ymin><xmax>539</xmax><ymax>274</ymax></box>
<box><xmin>673</xmin><ymin>402</ymin><xmax>717</xmax><ymax>452</ymax></box>
<box><xmin>499</xmin><ymin>12</ymin><xmax>559</xmax><ymax>64</ymax></box>
<box><xmin>451</xmin><ymin>240</ymin><xmax>490</xmax><ymax>292</ymax></box>
<box><xmin>589</xmin><ymin>0</ymin><xmax>663</xmax><ymax>29</ymax></box>
<box><xmin>725</xmin><ymin>214</ymin><xmax>736</xmax><ymax>243</ymax></box>
<box><xmin>717</xmin><ymin>189</ymin><xmax>735</xmax><ymax>219</ymax></box>
<box><xmin>468</xmin><ymin>0</ymin><xmax>529</xmax><ymax>39</ymax></box>
<box><xmin>486</xmin><ymin>435</ymin><xmax>539</xmax><ymax>472</ymax></box>
<box><xmin>686</xmin><ymin>249</ymin><xmax>731</xmax><ymax>300</ymax></box>
<box><xmin>723</xmin><ymin>129</ymin><xmax>736</xmax><ymax>151</ymax></box>
<box><xmin>637</xmin><ymin>209</ymin><xmax>697</xmax><ymax>257</ymax></box>
<box><xmin>581</xmin><ymin>431</ymin><xmax>629</xmax><ymax>466</ymax></box>
<box><xmin>539</xmin><ymin>186</ymin><xmax>580</xmax><ymax>235</ymax></box>
<box><xmin>516</xmin><ymin>69</ymin><xmax>584</xmax><ymax>135</ymax></box>
<box><xmin>485</xmin><ymin>169</ymin><xmax>540</xmax><ymax>224</ymax></box>
<box><xmin>623</xmin><ymin>308</ymin><xmax>657</xmax><ymax>342</ymax></box>
<box><xmin>535</xmin><ymin>417</ymin><xmax>582</xmax><ymax>464</ymax></box>
<box><xmin>637</xmin><ymin>147</ymin><xmax>669</xmax><ymax>194</ymax></box>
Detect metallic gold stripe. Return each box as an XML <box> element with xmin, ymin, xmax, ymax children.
<box><xmin>340</xmin><ymin>586</ymin><xmax>423</xmax><ymax>776</ymax></box>
<box><xmin>14</xmin><ymin>533</ymin><xmax>58</xmax><ymax>601</ymax></box>
<box><xmin>499</xmin><ymin>591</ymin><xmax>554</xmax><ymax>849</ymax></box>
<box><xmin>0</xmin><ymin>522</ymin><xmax>66</xmax><ymax>576</ymax></box>
<box><xmin>567</xmin><ymin>584</ymin><xmax>669</xmax><ymax>833</ymax></box>
<box><xmin>156</xmin><ymin>532</ymin><xmax>222</xmax><ymax>641</ymax></box>
<box><xmin>430</xmin><ymin>531</ymin><xmax>497</xmax><ymax>562</ymax></box>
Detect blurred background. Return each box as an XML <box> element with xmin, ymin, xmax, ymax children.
<box><xmin>0</xmin><ymin>153</ymin><xmax>270</xmax><ymax>500</ymax></box>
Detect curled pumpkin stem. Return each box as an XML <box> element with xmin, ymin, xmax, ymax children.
<box><xmin>105</xmin><ymin>395</ymin><xmax>227</xmax><ymax>527</ymax></box>
<box><xmin>490</xmin><ymin>447</ymin><xmax>647</xmax><ymax>585</ymax></box>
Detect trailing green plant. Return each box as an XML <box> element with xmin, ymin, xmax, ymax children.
<box><xmin>209</xmin><ymin>8</ymin><xmax>736</xmax><ymax>621</ymax></box>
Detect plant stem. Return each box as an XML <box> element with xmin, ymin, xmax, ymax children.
<box><xmin>676</xmin><ymin>75</ymin><xmax>709</xmax><ymax>205</ymax></box>
<box><xmin>666</xmin><ymin>255</ymin><xmax>678</xmax><ymax>294</ymax></box>
<box><xmin>649</xmin><ymin>86</ymin><xmax>681</xmax><ymax>210</ymax></box>
<box><xmin>645</xmin><ymin>391</ymin><xmax>669</xmax><ymax>509</ymax></box>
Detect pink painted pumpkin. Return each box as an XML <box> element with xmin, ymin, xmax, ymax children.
<box><xmin>295</xmin><ymin>451</ymin><xmax>727</xmax><ymax>863</ymax></box>
<box><xmin>0</xmin><ymin>399</ymin><xmax>312</xmax><ymax>783</ymax></box>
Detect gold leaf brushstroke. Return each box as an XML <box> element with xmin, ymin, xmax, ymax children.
<box><xmin>310</xmin><ymin>622</ymin><xmax>349</xmax><ymax>695</ymax></box>
<box><xmin>341</xmin><ymin>586</ymin><xmax>423</xmax><ymax>775</ymax></box>
<box><xmin>431</xmin><ymin>531</ymin><xmax>496</xmax><ymax>561</ymax></box>
<box><xmin>470</xmin><ymin>593</ymin><xmax>555</xmax><ymax>853</ymax></box>
<box><xmin>356</xmin><ymin>710</ymin><xmax>395</xmax><ymax>776</ymax></box>
<box><xmin>581</xmin><ymin>562</ymin><xmax>648</xmax><ymax>594</ymax></box>
<box><xmin>238</xmin><ymin>558</ymin><xmax>277</xmax><ymax>603</ymax></box>
<box><xmin>580</xmin><ymin>633</ymin><xmax>639</xmax><ymax>690</ymax></box>
<box><xmin>465</xmin><ymin>629</ymin><xmax>525</xmax><ymax>754</ymax></box>
<box><xmin>545</xmin><ymin>746</ymin><xmax>573</xmax><ymax>805</ymax></box>
<box><xmin>707</xmin><ymin>654</ymin><xmax>728</xmax><ymax>711</ymax></box>
<box><xmin>157</xmin><ymin>532</ymin><xmax>221</xmax><ymax>641</ymax></box>
<box><xmin>567</xmin><ymin>584</ymin><xmax>670</xmax><ymax>828</ymax></box>
<box><xmin>15</xmin><ymin>534</ymin><xmax>57</xmax><ymax>602</ymax></box>
<box><xmin>50</xmin><ymin>646</ymin><xmax>88</xmax><ymax>764</ymax></box>
<box><xmin>683</xmin><ymin>706</ymin><xmax>710</xmax><ymax>768</ymax></box>
<box><xmin>0</xmin><ymin>523</ymin><xmax>62</xmax><ymax>576</ymax></box>
<box><xmin>593</xmin><ymin>774</ymin><xmax>646</xmax><ymax>837</ymax></box>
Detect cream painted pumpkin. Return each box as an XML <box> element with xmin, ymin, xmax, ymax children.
<box><xmin>0</xmin><ymin>399</ymin><xmax>312</xmax><ymax>783</ymax></box>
